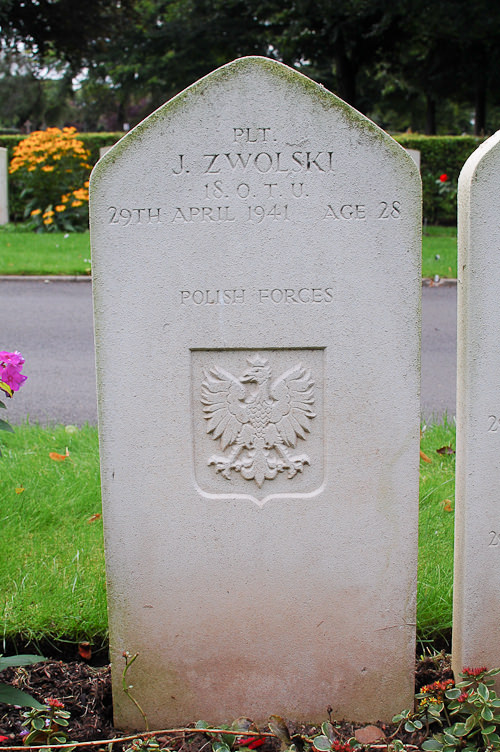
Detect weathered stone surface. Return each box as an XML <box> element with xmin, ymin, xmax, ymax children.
<box><xmin>90</xmin><ymin>56</ymin><xmax>421</xmax><ymax>728</ymax></box>
<box><xmin>453</xmin><ymin>131</ymin><xmax>500</xmax><ymax>680</ymax></box>
<box><xmin>0</xmin><ymin>148</ymin><xmax>8</xmax><ymax>224</ymax></box>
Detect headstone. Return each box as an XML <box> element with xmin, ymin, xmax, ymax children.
<box><xmin>0</xmin><ymin>148</ymin><xmax>9</xmax><ymax>224</ymax></box>
<box><xmin>99</xmin><ymin>145</ymin><xmax>112</xmax><ymax>159</ymax></box>
<box><xmin>90</xmin><ymin>57</ymin><xmax>421</xmax><ymax>728</ymax></box>
<box><xmin>453</xmin><ymin>131</ymin><xmax>500</xmax><ymax>679</ymax></box>
<box><xmin>405</xmin><ymin>149</ymin><xmax>421</xmax><ymax>171</ymax></box>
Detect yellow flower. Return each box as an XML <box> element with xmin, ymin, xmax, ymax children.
<box><xmin>30</xmin><ymin>208</ymin><xmax>42</xmax><ymax>216</ymax></box>
<box><xmin>71</xmin><ymin>200</ymin><xmax>83</xmax><ymax>207</ymax></box>
<box><xmin>55</xmin><ymin>205</ymin><xmax>66</xmax><ymax>212</ymax></box>
<box><xmin>43</xmin><ymin>217</ymin><xmax>53</xmax><ymax>225</ymax></box>
<box><xmin>42</xmin><ymin>165</ymin><xmax>55</xmax><ymax>172</ymax></box>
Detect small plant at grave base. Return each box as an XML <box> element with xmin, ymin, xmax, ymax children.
<box><xmin>0</xmin><ymin>654</ymin><xmax>46</xmax><ymax>708</ymax></box>
<box><xmin>0</xmin><ymin>351</ymin><xmax>27</xmax><ymax>455</ymax></box>
<box><xmin>21</xmin><ymin>696</ymin><xmax>73</xmax><ymax>747</ymax></box>
<box><xmin>393</xmin><ymin>666</ymin><xmax>500</xmax><ymax>752</ymax></box>
<box><xmin>310</xmin><ymin>721</ymin><xmax>353</xmax><ymax>752</ymax></box>
<box><xmin>122</xmin><ymin>651</ymin><xmax>149</xmax><ymax>730</ymax></box>
<box><xmin>195</xmin><ymin>718</ymin><xmax>260</xmax><ymax>752</ymax></box>
<box><xmin>9</xmin><ymin>127</ymin><xmax>92</xmax><ymax>233</ymax></box>
<box><xmin>123</xmin><ymin>737</ymin><xmax>162</xmax><ymax>752</ymax></box>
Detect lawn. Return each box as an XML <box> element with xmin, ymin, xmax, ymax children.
<box><xmin>0</xmin><ymin>224</ymin><xmax>457</xmax><ymax>278</ymax></box>
<box><xmin>421</xmin><ymin>224</ymin><xmax>457</xmax><ymax>279</ymax></box>
<box><xmin>0</xmin><ymin>225</ymin><xmax>91</xmax><ymax>276</ymax></box>
<box><xmin>0</xmin><ymin>420</ymin><xmax>456</xmax><ymax>651</ymax></box>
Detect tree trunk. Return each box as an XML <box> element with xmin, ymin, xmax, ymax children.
<box><xmin>474</xmin><ymin>79</ymin><xmax>486</xmax><ymax>136</ymax></box>
<box><xmin>335</xmin><ymin>31</ymin><xmax>357</xmax><ymax>106</ymax></box>
<box><xmin>425</xmin><ymin>95</ymin><xmax>436</xmax><ymax>135</ymax></box>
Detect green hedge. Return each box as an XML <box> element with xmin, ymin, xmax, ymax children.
<box><xmin>0</xmin><ymin>131</ymin><xmax>486</xmax><ymax>225</ymax></box>
<box><xmin>395</xmin><ymin>134</ymin><xmax>485</xmax><ymax>224</ymax></box>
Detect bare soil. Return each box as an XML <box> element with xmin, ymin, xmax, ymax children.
<box><xmin>0</xmin><ymin>653</ymin><xmax>453</xmax><ymax>750</ymax></box>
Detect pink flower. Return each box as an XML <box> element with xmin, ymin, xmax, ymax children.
<box><xmin>0</xmin><ymin>351</ymin><xmax>27</xmax><ymax>393</ymax></box>
<box><xmin>439</xmin><ymin>173</ymin><xmax>448</xmax><ymax>182</ymax></box>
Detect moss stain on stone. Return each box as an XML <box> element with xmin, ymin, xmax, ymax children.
<box><xmin>90</xmin><ymin>56</ymin><xmax>418</xmax><ymax>193</ymax></box>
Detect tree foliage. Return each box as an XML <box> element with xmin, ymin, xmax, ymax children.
<box><xmin>1</xmin><ymin>0</ymin><xmax>500</xmax><ymax>134</ymax></box>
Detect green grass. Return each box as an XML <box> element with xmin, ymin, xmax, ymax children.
<box><xmin>422</xmin><ymin>225</ymin><xmax>457</xmax><ymax>279</ymax></box>
<box><xmin>1</xmin><ymin>224</ymin><xmax>457</xmax><ymax>278</ymax></box>
<box><xmin>0</xmin><ymin>424</ymin><xmax>105</xmax><ymax>646</ymax></box>
<box><xmin>0</xmin><ymin>224</ymin><xmax>91</xmax><ymax>276</ymax></box>
<box><xmin>0</xmin><ymin>421</ymin><xmax>456</xmax><ymax>650</ymax></box>
<box><xmin>418</xmin><ymin>418</ymin><xmax>456</xmax><ymax>646</ymax></box>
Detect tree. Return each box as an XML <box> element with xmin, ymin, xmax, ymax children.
<box><xmin>0</xmin><ymin>0</ymin><xmax>136</xmax><ymax>71</ymax></box>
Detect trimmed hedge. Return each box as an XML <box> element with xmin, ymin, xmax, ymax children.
<box><xmin>395</xmin><ymin>134</ymin><xmax>485</xmax><ymax>224</ymax></box>
<box><xmin>0</xmin><ymin>131</ymin><xmax>486</xmax><ymax>225</ymax></box>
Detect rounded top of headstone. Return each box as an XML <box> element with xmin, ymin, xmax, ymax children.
<box><xmin>459</xmin><ymin>130</ymin><xmax>500</xmax><ymax>196</ymax></box>
<box><xmin>91</xmin><ymin>56</ymin><xmax>418</xmax><ymax>187</ymax></box>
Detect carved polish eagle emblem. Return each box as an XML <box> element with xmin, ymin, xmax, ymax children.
<box><xmin>201</xmin><ymin>355</ymin><xmax>316</xmax><ymax>487</ymax></box>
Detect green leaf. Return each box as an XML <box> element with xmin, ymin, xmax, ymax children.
<box><xmin>55</xmin><ymin>718</ymin><xmax>69</xmax><ymax>727</ymax></box>
<box><xmin>0</xmin><ymin>400</ymin><xmax>6</xmax><ymax>408</ymax></box>
<box><xmin>25</xmin><ymin>729</ymin><xmax>42</xmax><ymax>744</ymax></box>
<box><xmin>313</xmin><ymin>736</ymin><xmax>331</xmax><ymax>751</ymax></box>
<box><xmin>268</xmin><ymin>716</ymin><xmax>291</xmax><ymax>744</ymax></box>
<box><xmin>32</xmin><ymin>717</ymin><xmax>45</xmax><ymax>730</ymax></box>
<box><xmin>0</xmin><ymin>418</ymin><xmax>14</xmax><ymax>432</ymax></box>
<box><xmin>321</xmin><ymin>722</ymin><xmax>335</xmax><ymax>742</ymax></box>
<box><xmin>0</xmin><ymin>382</ymin><xmax>13</xmax><ymax>398</ymax></box>
<box><xmin>231</xmin><ymin>718</ymin><xmax>255</xmax><ymax>733</ymax></box>
<box><xmin>0</xmin><ymin>654</ymin><xmax>46</xmax><ymax>671</ymax></box>
<box><xmin>422</xmin><ymin>740</ymin><xmax>443</xmax><ymax>751</ymax></box>
<box><xmin>480</xmin><ymin>724</ymin><xmax>496</xmax><ymax>735</ymax></box>
<box><xmin>464</xmin><ymin>715</ymin><xmax>476</xmax><ymax>733</ymax></box>
<box><xmin>445</xmin><ymin>689</ymin><xmax>462</xmax><ymax>700</ymax></box>
<box><xmin>212</xmin><ymin>742</ymin><xmax>230</xmax><ymax>752</ymax></box>
<box><xmin>450</xmin><ymin>723</ymin><xmax>466</xmax><ymax>737</ymax></box>
<box><xmin>51</xmin><ymin>734</ymin><xmax>68</xmax><ymax>743</ymax></box>
<box><xmin>0</xmin><ymin>683</ymin><xmax>45</xmax><ymax>708</ymax></box>
<box><xmin>477</xmin><ymin>683</ymin><xmax>490</xmax><ymax>701</ymax></box>
<box><xmin>485</xmin><ymin>731</ymin><xmax>500</xmax><ymax>743</ymax></box>
<box><xmin>481</xmin><ymin>706</ymin><xmax>494</xmax><ymax>721</ymax></box>
<box><xmin>195</xmin><ymin>721</ymin><xmax>210</xmax><ymax>730</ymax></box>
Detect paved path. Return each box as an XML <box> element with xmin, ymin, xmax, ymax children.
<box><xmin>2</xmin><ymin>279</ymin><xmax>457</xmax><ymax>425</ymax></box>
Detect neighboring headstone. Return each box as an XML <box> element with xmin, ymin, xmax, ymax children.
<box><xmin>405</xmin><ymin>148</ymin><xmax>421</xmax><ymax>171</ymax></box>
<box><xmin>453</xmin><ymin>131</ymin><xmax>500</xmax><ymax>679</ymax></box>
<box><xmin>90</xmin><ymin>57</ymin><xmax>421</xmax><ymax>728</ymax></box>
<box><xmin>0</xmin><ymin>148</ymin><xmax>9</xmax><ymax>224</ymax></box>
<box><xmin>99</xmin><ymin>145</ymin><xmax>112</xmax><ymax>159</ymax></box>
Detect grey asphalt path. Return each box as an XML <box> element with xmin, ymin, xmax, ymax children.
<box><xmin>1</xmin><ymin>279</ymin><xmax>457</xmax><ymax>426</ymax></box>
<box><xmin>421</xmin><ymin>284</ymin><xmax>457</xmax><ymax>422</ymax></box>
<box><xmin>2</xmin><ymin>278</ymin><xmax>98</xmax><ymax>426</ymax></box>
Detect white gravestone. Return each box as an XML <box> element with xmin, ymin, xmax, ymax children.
<box><xmin>90</xmin><ymin>57</ymin><xmax>421</xmax><ymax>728</ymax></box>
<box><xmin>0</xmin><ymin>148</ymin><xmax>9</xmax><ymax>224</ymax></box>
<box><xmin>405</xmin><ymin>149</ymin><xmax>421</xmax><ymax>171</ymax></box>
<box><xmin>453</xmin><ymin>131</ymin><xmax>500</xmax><ymax>679</ymax></box>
